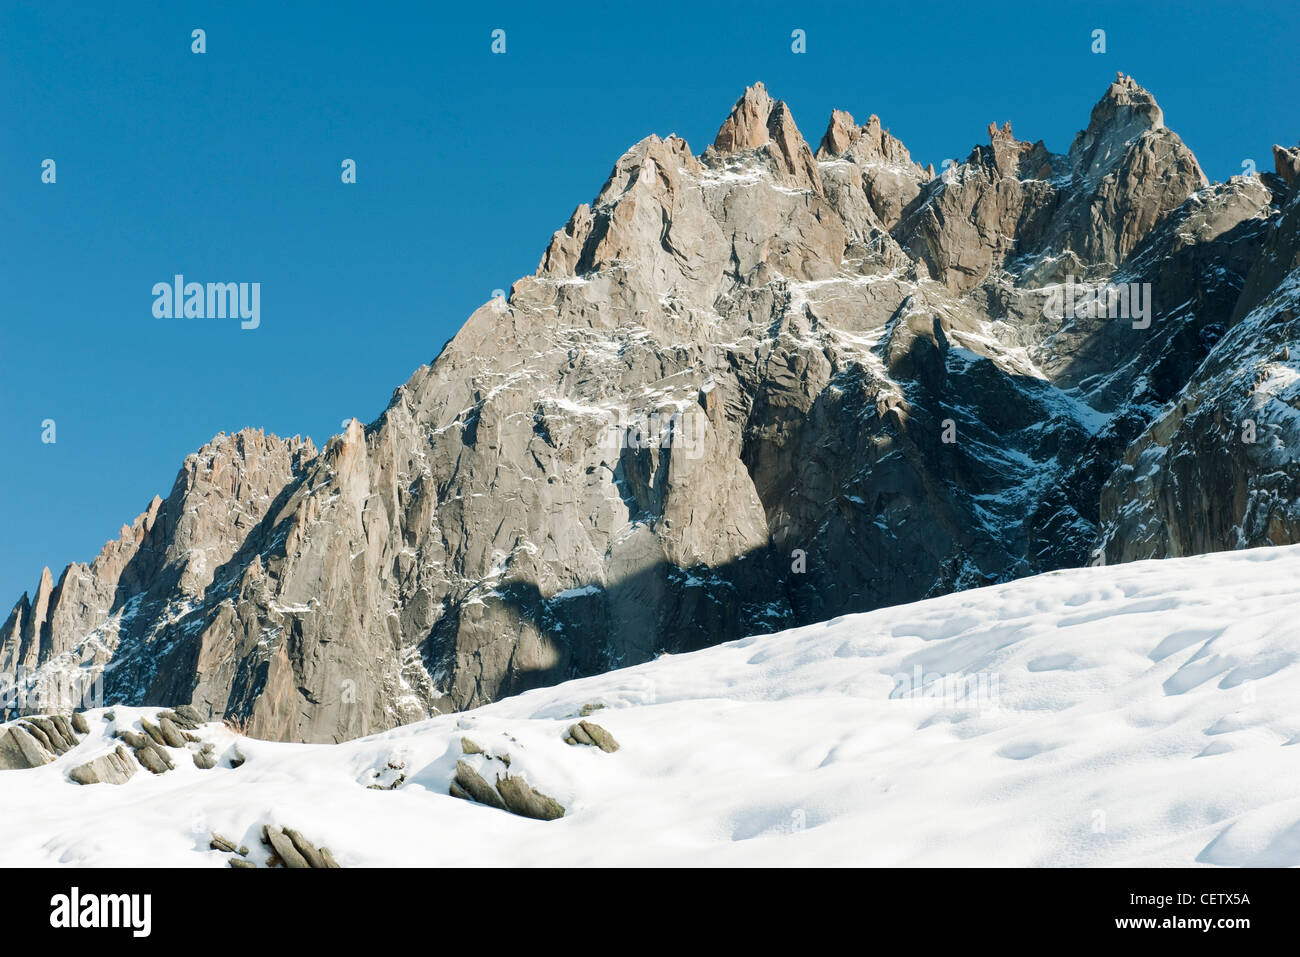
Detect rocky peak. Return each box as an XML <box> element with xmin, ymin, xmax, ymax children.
<box><xmin>708</xmin><ymin>83</ymin><xmax>821</xmax><ymax>191</ymax></box>
<box><xmin>2</xmin><ymin>426</ymin><xmax>318</xmax><ymax>691</ymax></box>
<box><xmin>812</xmin><ymin>108</ymin><xmax>930</xmax><ymax>238</ymax></box>
<box><xmin>969</xmin><ymin>121</ymin><xmax>1054</xmax><ymax>180</ymax></box>
<box><xmin>817</xmin><ymin>108</ymin><xmax>858</xmax><ymax>158</ymax></box>
<box><xmin>712</xmin><ymin>82</ymin><xmax>776</xmax><ymax>153</ymax></box>
<box><xmin>535</xmin><ymin>131</ymin><xmax>730</xmax><ymax>294</ymax></box>
<box><xmin>184</xmin><ymin>428</ymin><xmax>316</xmax><ymax>482</ymax></box>
<box><xmin>816</xmin><ymin>110</ymin><xmax>919</xmax><ymax>170</ymax></box>
<box><xmin>593</xmin><ymin>134</ymin><xmax>700</xmax><ymax>207</ymax></box>
<box><xmin>1067</xmin><ymin>73</ymin><xmax>1199</xmax><ymax>190</ymax></box>
<box><xmin>6</xmin><ymin>78</ymin><xmax>1297</xmax><ymax>746</ymax></box>
<box><xmin>1274</xmin><ymin>144</ymin><xmax>1300</xmax><ymax>187</ymax></box>
<box><xmin>1088</xmin><ymin>72</ymin><xmax>1166</xmax><ymax>133</ymax></box>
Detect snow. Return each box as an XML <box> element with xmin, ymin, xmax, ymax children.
<box><xmin>550</xmin><ymin>584</ymin><xmax>602</xmax><ymax>601</ymax></box>
<box><xmin>3</xmin><ymin>544</ymin><xmax>1300</xmax><ymax>867</ymax></box>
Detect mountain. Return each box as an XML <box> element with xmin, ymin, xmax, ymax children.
<box><xmin>5</xmin><ymin>74</ymin><xmax>1299</xmax><ymax>743</ymax></box>
<box><xmin>4</xmin><ymin>543</ymin><xmax>1299</xmax><ymax>866</ymax></box>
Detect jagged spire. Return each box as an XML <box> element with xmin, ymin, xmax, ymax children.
<box><xmin>710</xmin><ymin>82</ymin><xmax>821</xmax><ymax>191</ymax></box>
<box><xmin>1091</xmin><ymin>72</ymin><xmax>1165</xmax><ymax>130</ymax></box>
<box><xmin>1274</xmin><ymin>144</ymin><xmax>1300</xmax><ymax>186</ymax></box>
<box><xmin>816</xmin><ymin>109</ymin><xmax>918</xmax><ymax>170</ymax></box>
<box><xmin>713</xmin><ymin>82</ymin><xmax>777</xmax><ymax>153</ymax></box>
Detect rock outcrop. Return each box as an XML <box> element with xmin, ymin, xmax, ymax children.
<box><xmin>0</xmin><ymin>724</ymin><xmax>53</xmax><ymax>769</ymax></box>
<box><xmin>261</xmin><ymin>824</ymin><xmax>340</xmax><ymax>868</ymax></box>
<box><xmin>564</xmin><ymin>720</ymin><xmax>619</xmax><ymax>752</ymax></box>
<box><xmin>68</xmin><ymin>745</ymin><xmax>137</xmax><ymax>786</ymax></box>
<box><xmin>4</xmin><ymin>76</ymin><xmax>1299</xmax><ymax>744</ymax></box>
<box><xmin>450</xmin><ymin>739</ymin><xmax>566</xmax><ymax>820</ymax></box>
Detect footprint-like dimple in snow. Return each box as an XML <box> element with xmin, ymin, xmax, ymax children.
<box><xmin>1204</xmin><ymin>715</ymin><xmax>1250</xmax><ymax>735</ymax></box>
<box><xmin>1149</xmin><ymin>628</ymin><xmax>1221</xmax><ymax>663</ymax></box>
<box><xmin>1163</xmin><ymin>655</ymin><xmax>1231</xmax><ymax>696</ymax></box>
<box><xmin>996</xmin><ymin>740</ymin><xmax>1059</xmax><ymax>760</ymax></box>
<box><xmin>1195</xmin><ymin>740</ymin><xmax>1237</xmax><ymax>758</ymax></box>
<box><xmin>891</xmin><ymin>614</ymin><xmax>981</xmax><ymax>640</ymax></box>
<box><xmin>1197</xmin><ymin>812</ymin><xmax>1300</xmax><ymax>867</ymax></box>
<box><xmin>833</xmin><ymin>637</ymin><xmax>885</xmax><ymax>659</ymax></box>
<box><xmin>1026</xmin><ymin>653</ymin><xmax>1078</xmax><ymax>672</ymax></box>
<box><xmin>1218</xmin><ymin>654</ymin><xmax>1296</xmax><ymax>688</ymax></box>
<box><xmin>1057</xmin><ymin>596</ymin><xmax>1182</xmax><ymax>629</ymax></box>
<box><xmin>729</xmin><ymin>804</ymin><xmax>819</xmax><ymax>842</ymax></box>
<box><xmin>916</xmin><ymin>710</ymin><xmax>973</xmax><ymax>731</ymax></box>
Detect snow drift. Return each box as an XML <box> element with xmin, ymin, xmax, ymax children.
<box><xmin>2</xmin><ymin>544</ymin><xmax>1298</xmax><ymax>867</ymax></box>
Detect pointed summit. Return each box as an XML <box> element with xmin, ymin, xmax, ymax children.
<box><xmin>815</xmin><ymin>110</ymin><xmax>918</xmax><ymax>171</ymax></box>
<box><xmin>713</xmin><ymin>82</ymin><xmax>777</xmax><ymax>153</ymax></box>
<box><xmin>1273</xmin><ymin>143</ymin><xmax>1300</xmax><ymax>187</ymax></box>
<box><xmin>1068</xmin><ymin>72</ymin><xmax>1184</xmax><ymax>183</ymax></box>
<box><xmin>970</xmin><ymin>120</ymin><xmax>1054</xmax><ymax>180</ymax></box>
<box><xmin>1038</xmin><ymin>73</ymin><xmax>1208</xmax><ymax>267</ymax></box>
<box><xmin>709</xmin><ymin>83</ymin><xmax>821</xmax><ymax>191</ymax></box>
<box><xmin>1087</xmin><ymin>72</ymin><xmax>1166</xmax><ymax>134</ymax></box>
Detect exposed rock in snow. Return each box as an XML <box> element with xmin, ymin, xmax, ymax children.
<box><xmin>0</xmin><ymin>724</ymin><xmax>53</xmax><ymax>769</ymax></box>
<box><xmin>68</xmin><ymin>745</ymin><xmax>136</xmax><ymax>786</ymax></box>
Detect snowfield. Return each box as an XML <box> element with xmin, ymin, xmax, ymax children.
<box><xmin>3</xmin><ymin>545</ymin><xmax>1300</xmax><ymax>867</ymax></box>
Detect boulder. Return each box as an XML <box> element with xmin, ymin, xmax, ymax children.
<box><xmin>261</xmin><ymin>825</ymin><xmax>339</xmax><ymax>868</ymax></box>
<box><xmin>495</xmin><ymin>773</ymin><xmax>566</xmax><ymax>821</ymax></box>
<box><xmin>0</xmin><ymin>725</ymin><xmax>53</xmax><ymax>769</ymax></box>
<box><xmin>450</xmin><ymin>760</ymin><xmax>508</xmax><ymax>811</ymax></box>
<box><xmin>448</xmin><ymin>780</ymin><xmax>473</xmax><ymax>802</ymax></box>
<box><xmin>173</xmin><ymin>704</ymin><xmax>205</xmax><ymax>726</ymax></box>
<box><xmin>132</xmin><ymin>741</ymin><xmax>173</xmax><ymax>775</ymax></box>
<box><xmin>157</xmin><ymin>716</ymin><xmax>187</xmax><ymax>748</ymax></box>
<box><xmin>283</xmin><ymin>827</ymin><xmax>329</xmax><ymax>869</ymax></box>
<box><xmin>50</xmin><ymin>714</ymin><xmax>79</xmax><ymax>747</ymax></box>
<box><xmin>565</xmin><ymin>720</ymin><xmax>620</xmax><ymax>753</ymax></box>
<box><xmin>22</xmin><ymin>717</ymin><xmax>71</xmax><ymax>754</ymax></box>
<box><xmin>140</xmin><ymin>718</ymin><xmax>168</xmax><ymax>748</ymax></box>
<box><xmin>160</xmin><ymin>706</ymin><xmax>202</xmax><ymax>731</ymax></box>
<box><xmin>68</xmin><ymin>745</ymin><xmax>136</xmax><ymax>785</ymax></box>
<box><xmin>70</xmin><ymin>712</ymin><xmax>90</xmax><ymax>735</ymax></box>
<box><xmin>262</xmin><ymin>825</ymin><xmax>311</xmax><ymax>869</ymax></box>
<box><xmin>116</xmin><ymin>729</ymin><xmax>150</xmax><ymax>750</ymax></box>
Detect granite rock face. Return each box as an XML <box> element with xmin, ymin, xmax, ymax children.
<box><xmin>5</xmin><ymin>76</ymin><xmax>1299</xmax><ymax>742</ymax></box>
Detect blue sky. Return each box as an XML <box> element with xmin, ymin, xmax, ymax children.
<box><xmin>2</xmin><ymin>0</ymin><xmax>1297</xmax><ymax>604</ymax></box>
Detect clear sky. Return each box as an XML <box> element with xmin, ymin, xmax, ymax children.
<box><xmin>2</xmin><ymin>0</ymin><xmax>1297</xmax><ymax>605</ymax></box>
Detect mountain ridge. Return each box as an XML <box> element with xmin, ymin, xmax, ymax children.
<box><xmin>6</xmin><ymin>74</ymin><xmax>1300</xmax><ymax>743</ymax></box>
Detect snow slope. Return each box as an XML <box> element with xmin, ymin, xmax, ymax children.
<box><xmin>3</xmin><ymin>545</ymin><xmax>1299</xmax><ymax>867</ymax></box>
